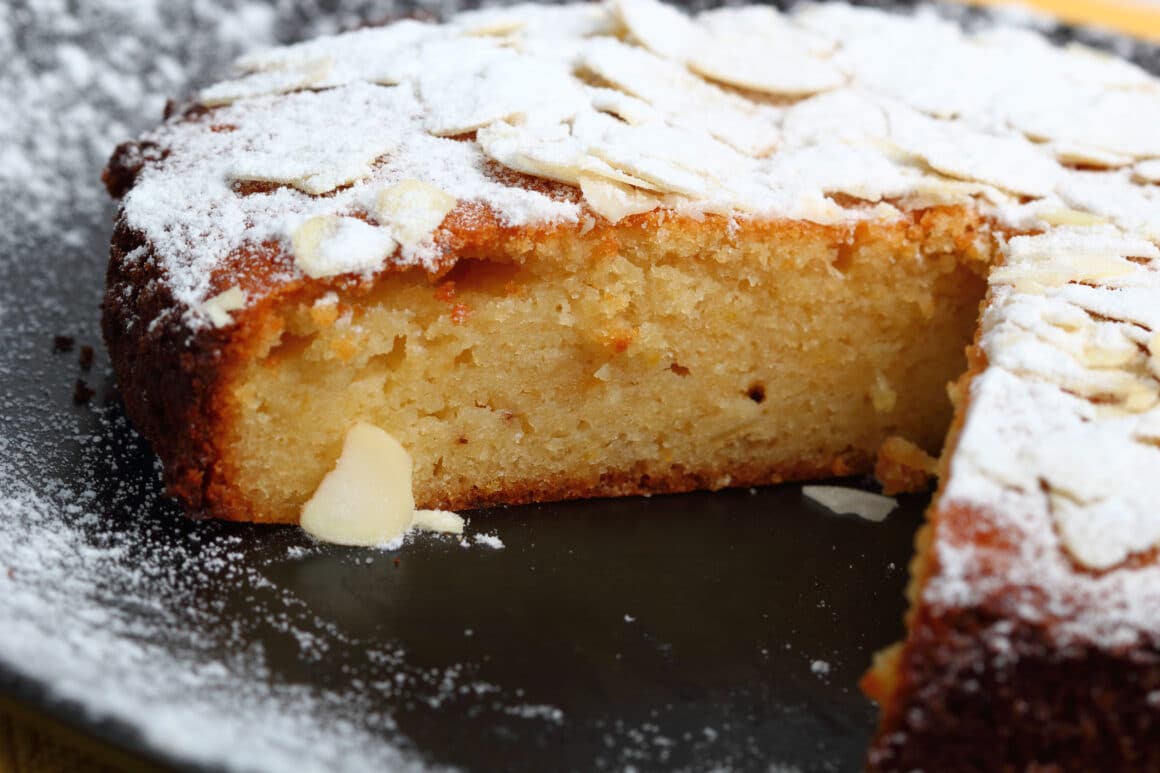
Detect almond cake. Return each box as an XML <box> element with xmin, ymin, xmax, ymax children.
<box><xmin>101</xmin><ymin>0</ymin><xmax>1160</xmax><ymax>767</ymax></box>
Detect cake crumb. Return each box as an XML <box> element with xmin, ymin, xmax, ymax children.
<box><xmin>72</xmin><ymin>379</ymin><xmax>95</xmax><ymax>405</ymax></box>
<box><xmin>472</xmin><ymin>533</ymin><xmax>505</xmax><ymax>550</ymax></box>
<box><xmin>874</xmin><ymin>436</ymin><xmax>938</xmax><ymax>495</ymax></box>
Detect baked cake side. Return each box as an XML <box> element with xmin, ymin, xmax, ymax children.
<box><xmin>104</xmin><ymin>186</ymin><xmax>992</xmax><ymax>522</ymax></box>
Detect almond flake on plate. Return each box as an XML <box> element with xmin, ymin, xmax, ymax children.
<box><xmin>802</xmin><ymin>485</ymin><xmax>897</xmax><ymax>523</ymax></box>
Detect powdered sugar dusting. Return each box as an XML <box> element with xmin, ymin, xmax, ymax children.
<box><xmin>932</xmin><ymin>223</ymin><xmax>1160</xmax><ymax>646</ymax></box>
<box><xmin>112</xmin><ymin>0</ymin><xmax>1160</xmax><ymax>332</ymax></box>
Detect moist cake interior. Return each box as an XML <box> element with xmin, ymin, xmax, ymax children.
<box><xmin>226</xmin><ymin>206</ymin><xmax>993</xmax><ymax>523</ymax></box>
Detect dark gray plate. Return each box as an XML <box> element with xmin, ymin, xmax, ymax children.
<box><xmin>1</xmin><ymin>2</ymin><xmax>1156</xmax><ymax>771</ymax></box>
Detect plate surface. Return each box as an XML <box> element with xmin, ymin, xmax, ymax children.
<box><xmin>1</xmin><ymin>2</ymin><xmax>1157</xmax><ymax>771</ymax></box>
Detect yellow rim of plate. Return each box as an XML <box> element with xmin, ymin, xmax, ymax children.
<box><xmin>965</xmin><ymin>0</ymin><xmax>1160</xmax><ymax>43</ymax></box>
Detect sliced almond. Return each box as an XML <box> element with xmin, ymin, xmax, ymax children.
<box><xmin>200</xmin><ymin>58</ymin><xmax>333</xmax><ymax>107</ymax></box>
<box><xmin>1037</xmin><ymin>207</ymin><xmax>1110</xmax><ymax>228</ymax></box>
<box><xmin>578</xmin><ymin>172</ymin><xmax>664</xmax><ymax>223</ymax></box>
<box><xmin>589</xmin><ymin>141</ymin><xmax>709</xmax><ymax>196</ymax></box>
<box><xmin>292</xmin><ymin>215</ymin><xmax>397</xmax><ymax>279</ymax></box>
<box><xmin>781</xmin><ymin>89</ymin><xmax>888</xmax><ymax>148</ymax></box>
<box><xmin>200</xmin><ymin>286</ymin><xmax>247</xmax><ymax>328</ymax></box>
<box><xmin>419</xmin><ymin>45</ymin><xmax>587</xmax><ymax>137</ymax></box>
<box><xmin>1051</xmin><ymin>141</ymin><xmax>1133</xmax><ymax>170</ymax></box>
<box><xmin>411</xmin><ymin>509</ymin><xmax>466</xmax><ymax>535</ymax></box>
<box><xmin>1133</xmin><ymin>159</ymin><xmax>1160</xmax><ymax>185</ymax></box>
<box><xmin>588</xmin><ymin>87</ymin><xmax>658</xmax><ymax>126</ymax></box>
<box><xmin>612</xmin><ymin>0</ymin><xmax>701</xmax><ymax>62</ymax></box>
<box><xmin>476</xmin><ymin>121</ymin><xmax>584</xmax><ymax>186</ymax></box>
<box><xmin>374</xmin><ymin>179</ymin><xmax>458</xmax><ymax>248</ymax></box>
<box><xmin>699</xmin><ymin>5</ymin><xmax>836</xmax><ymax>56</ymax></box>
<box><xmin>301</xmin><ymin>423</ymin><xmax>416</xmax><ymax>546</ymax></box>
<box><xmin>802</xmin><ymin>485</ymin><xmax>897</xmax><ymax>523</ymax></box>
<box><xmin>578</xmin><ymin>155</ymin><xmax>665</xmax><ymax>193</ymax></box>
<box><xmin>889</xmin><ymin>107</ymin><xmax>1060</xmax><ymax>198</ymax></box>
<box><xmin>689</xmin><ymin>41</ymin><xmax>844</xmax><ymax>97</ymax></box>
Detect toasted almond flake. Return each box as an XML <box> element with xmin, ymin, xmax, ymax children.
<box><xmin>200</xmin><ymin>286</ymin><xmax>247</xmax><ymax>328</ymax></box>
<box><xmin>889</xmin><ymin>107</ymin><xmax>1061</xmax><ymax>198</ymax></box>
<box><xmin>578</xmin><ymin>154</ymin><xmax>665</xmax><ymax>192</ymax></box>
<box><xmin>411</xmin><ymin>509</ymin><xmax>466</xmax><ymax>535</ymax></box>
<box><xmin>1007</xmin><ymin>226</ymin><xmax>1160</xmax><ymax>263</ymax></box>
<box><xmin>457</xmin><ymin>16</ymin><xmax>524</xmax><ymax>37</ymax></box>
<box><xmin>1149</xmin><ymin>332</ymin><xmax>1160</xmax><ymax>380</ymax></box>
<box><xmin>766</xmin><ymin>142</ymin><xmax>912</xmax><ymax>202</ymax></box>
<box><xmin>374</xmin><ymin>179</ymin><xmax>458</xmax><ymax>248</ymax></box>
<box><xmin>612</xmin><ymin>0</ymin><xmax>701</xmax><ymax>62</ymax></box>
<box><xmin>292</xmin><ymin>215</ymin><xmax>397</xmax><ymax>279</ymax></box>
<box><xmin>578</xmin><ymin>172</ymin><xmax>664</xmax><ymax>223</ymax></box>
<box><xmin>199</xmin><ymin>57</ymin><xmax>333</xmax><ymax>106</ymax></box>
<box><xmin>476</xmin><ymin>121</ymin><xmax>584</xmax><ymax>186</ymax></box>
<box><xmin>1037</xmin><ymin>208</ymin><xmax>1111</xmax><ymax>227</ymax></box>
<box><xmin>230</xmin><ymin>148</ymin><xmax>393</xmax><ymax>196</ymax></box>
<box><xmin>781</xmin><ymin>89</ymin><xmax>888</xmax><ymax>148</ymax></box>
<box><xmin>588</xmin><ymin>87</ymin><xmax>658</xmax><ymax>126</ymax></box>
<box><xmin>301</xmin><ymin>423</ymin><xmax>416</xmax><ymax>546</ymax></box>
<box><xmin>990</xmin><ymin>253</ymin><xmax>1137</xmax><ymax>291</ymax></box>
<box><xmin>1051</xmin><ymin>142</ymin><xmax>1133</xmax><ymax>170</ymax></box>
<box><xmin>589</xmin><ymin>142</ymin><xmax>708</xmax><ymax>196</ymax></box>
<box><xmin>419</xmin><ymin>45</ymin><xmax>587</xmax><ymax>137</ymax></box>
<box><xmin>689</xmin><ymin>41</ymin><xmax>844</xmax><ymax>97</ymax></box>
<box><xmin>802</xmin><ymin>485</ymin><xmax>897</xmax><ymax>523</ymax></box>
<box><xmin>1007</xmin><ymin>89</ymin><xmax>1160</xmax><ymax>160</ymax></box>
<box><xmin>1133</xmin><ymin>159</ymin><xmax>1160</xmax><ymax>184</ymax></box>
<box><xmin>1052</xmin><ymin>489</ymin><xmax>1160</xmax><ymax>571</ymax></box>
<box><xmin>697</xmin><ymin>5</ymin><xmax>836</xmax><ymax>56</ymax></box>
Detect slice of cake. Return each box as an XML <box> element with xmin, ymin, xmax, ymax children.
<box><xmin>102</xmin><ymin>0</ymin><xmax>1160</xmax><ymax>766</ymax></box>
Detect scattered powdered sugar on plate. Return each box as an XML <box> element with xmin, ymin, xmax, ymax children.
<box><xmin>5</xmin><ymin>0</ymin><xmax>1160</xmax><ymax>769</ymax></box>
<box><xmin>0</xmin><ymin>472</ymin><xmax>425</xmax><ymax>771</ymax></box>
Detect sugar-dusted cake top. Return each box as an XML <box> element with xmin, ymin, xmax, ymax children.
<box><xmin>112</xmin><ymin>0</ymin><xmax>1160</xmax><ymax>326</ymax></box>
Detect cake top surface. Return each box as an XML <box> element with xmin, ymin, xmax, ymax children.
<box><xmin>108</xmin><ymin>0</ymin><xmax>1160</xmax><ymax>646</ymax></box>
<box><xmin>113</xmin><ymin>0</ymin><xmax>1160</xmax><ymax>323</ymax></box>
